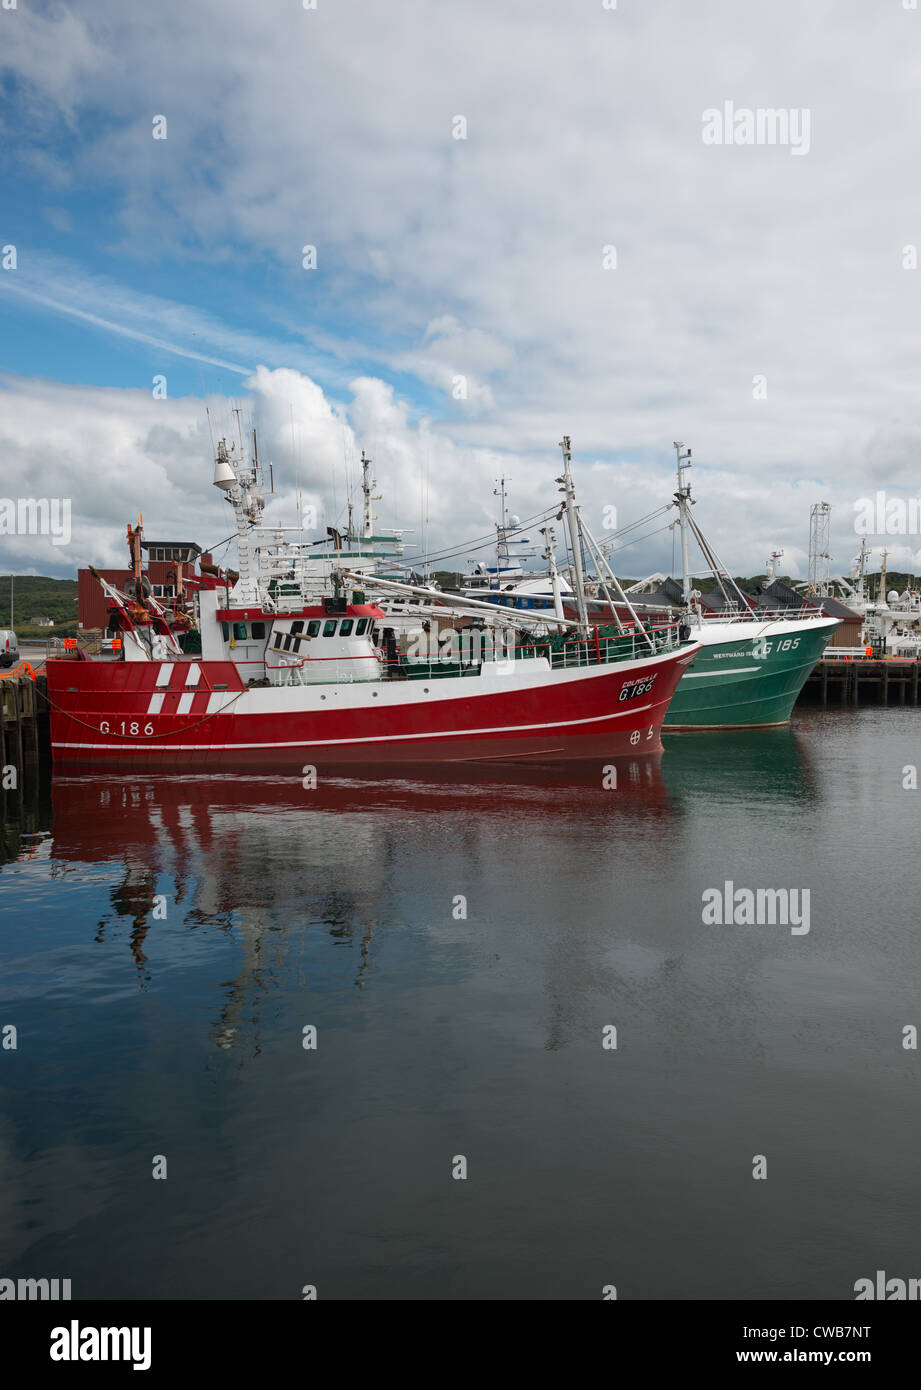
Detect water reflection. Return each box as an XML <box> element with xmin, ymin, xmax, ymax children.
<box><xmin>0</xmin><ymin>731</ymin><xmax>819</xmax><ymax>1056</ymax></box>
<box><xmin>32</xmin><ymin>760</ymin><xmax>672</xmax><ymax>1019</ymax></box>
<box><xmin>662</xmin><ymin>724</ymin><xmax>817</xmax><ymax>804</ymax></box>
<box><xmin>3</xmin><ymin>722</ymin><xmax>919</xmax><ymax>1300</ymax></box>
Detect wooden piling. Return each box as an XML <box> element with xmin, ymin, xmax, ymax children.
<box><xmin>802</xmin><ymin>657</ymin><xmax>921</xmax><ymax>709</ymax></box>
<box><xmin>0</xmin><ymin>673</ymin><xmax>46</xmax><ymax>770</ymax></box>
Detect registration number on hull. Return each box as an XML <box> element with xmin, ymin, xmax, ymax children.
<box><xmin>618</xmin><ymin>674</ymin><xmax>658</xmax><ymax>702</ymax></box>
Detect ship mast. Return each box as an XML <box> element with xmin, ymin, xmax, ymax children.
<box><xmin>493</xmin><ymin>476</ymin><xmax>510</xmax><ymax>582</ymax></box>
<box><xmin>539</xmin><ymin>524</ymin><xmax>565</xmax><ymax>623</ymax></box>
<box><xmin>765</xmin><ymin>549</ymin><xmax>784</xmax><ymax>584</ymax></box>
<box><xmin>212</xmin><ymin>436</ymin><xmax>264</xmax><ymax>605</ymax></box>
<box><xmin>361</xmin><ymin>451</ymin><xmax>378</xmax><ymax>540</ymax></box>
<box><xmin>853</xmin><ymin>537</ymin><xmax>870</xmax><ymax>605</ymax></box>
<box><xmin>557</xmin><ymin>437</ymin><xmax>589</xmax><ymax>628</ymax></box>
<box><xmin>674</xmin><ymin>441</ymin><xmax>694</xmax><ymax>604</ymax></box>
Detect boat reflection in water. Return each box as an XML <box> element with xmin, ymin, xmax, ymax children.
<box><xmin>46</xmin><ymin>755</ymin><xmax>674</xmax><ymax>1014</ymax></box>
<box><xmin>661</xmin><ymin>723</ymin><xmax>818</xmax><ymax>806</ymax></box>
<box><xmin>4</xmin><ymin>719</ymin><xmax>904</xmax><ymax>1304</ymax></box>
<box><xmin>43</xmin><ymin>726</ymin><xmax>815</xmax><ymax>1021</ymax></box>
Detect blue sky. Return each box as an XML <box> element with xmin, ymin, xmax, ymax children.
<box><xmin>2</xmin><ymin>0</ymin><xmax>921</xmax><ymax>580</ymax></box>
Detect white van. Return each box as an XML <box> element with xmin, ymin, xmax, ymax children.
<box><xmin>0</xmin><ymin>629</ymin><xmax>20</xmax><ymax>668</ymax></box>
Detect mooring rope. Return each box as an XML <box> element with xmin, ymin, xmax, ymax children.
<box><xmin>36</xmin><ymin>680</ymin><xmax>251</xmax><ymax>740</ymax></box>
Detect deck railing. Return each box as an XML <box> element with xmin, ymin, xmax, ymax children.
<box><xmin>699</xmin><ymin>604</ymin><xmax>827</xmax><ymax>623</ymax></box>
<box><xmin>395</xmin><ymin>619</ymin><xmax>687</xmax><ymax>680</ymax></box>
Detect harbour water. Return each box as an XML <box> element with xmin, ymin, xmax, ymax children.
<box><xmin>1</xmin><ymin>706</ymin><xmax>919</xmax><ymax>1300</ymax></box>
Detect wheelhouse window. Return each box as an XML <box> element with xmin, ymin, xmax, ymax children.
<box><xmin>339</xmin><ymin>618</ymin><xmax>354</xmax><ymax>636</ymax></box>
<box><xmin>291</xmin><ymin>620</ymin><xmax>304</xmax><ymax>634</ymax></box>
<box><xmin>221</xmin><ymin>622</ymin><xmax>229</xmax><ymax>641</ymax></box>
<box><xmin>233</xmin><ymin>622</ymin><xmax>248</xmax><ymax>641</ymax></box>
<box><xmin>251</xmin><ymin>621</ymin><xmax>266</xmax><ymax>639</ymax></box>
<box><xmin>355</xmin><ymin>618</ymin><xmax>369</xmax><ymax>636</ymax></box>
<box><xmin>323</xmin><ymin>619</ymin><xmax>338</xmax><ymax>637</ymax></box>
<box><xmin>306</xmin><ymin>620</ymin><xmax>321</xmax><ymax>637</ymax></box>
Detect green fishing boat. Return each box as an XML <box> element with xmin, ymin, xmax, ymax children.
<box><xmin>663</xmin><ymin>614</ymin><xmax>838</xmax><ymax>728</ymax></box>
<box><xmin>629</xmin><ymin>443</ymin><xmax>839</xmax><ymax>729</ymax></box>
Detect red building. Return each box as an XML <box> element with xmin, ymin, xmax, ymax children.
<box><xmin>78</xmin><ymin>541</ymin><xmax>206</xmax><ymax>632</ymax></box>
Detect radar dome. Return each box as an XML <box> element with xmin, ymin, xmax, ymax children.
<box><xmin>888</xmin><ymin>590</ymin><xmax>900</xmax><ymax>604</ymax></box>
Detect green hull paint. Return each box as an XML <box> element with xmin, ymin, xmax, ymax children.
<box><xmin>664</xmin><ymin>621</ymin><xmax>837</xmax><ymax>729</ymax></box>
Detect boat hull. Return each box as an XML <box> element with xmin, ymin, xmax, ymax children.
<box><xmin>47</xmin><ymin>642</ymin><xmax>700</xmax><ymax>768</ymax></box>
<box><xmin>664</xmin><ymin>617</ymin><xmax>838</xmax><ymax>729</ymax></box>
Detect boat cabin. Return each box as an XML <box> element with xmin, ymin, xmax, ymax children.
<box><xmin>199</xmin><ymin>589</ymin><xmax>386</xmax><ymax>684</ymax></box>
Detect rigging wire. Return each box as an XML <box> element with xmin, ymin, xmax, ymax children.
<box><xmin>598</xmin><ymin>502</ymin><xmax>675</xmax><ymax>548</ymax></box>
<box><xmin>396</xmin><ymin>504</ymin><xmax>562</xmax><ymax>572</ymax></box>
<box><xmin>597</xmin><ymin>518</ymin><xmax>677</xmax><ymax>557</ymax></box>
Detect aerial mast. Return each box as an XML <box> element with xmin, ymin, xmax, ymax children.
<box><xmin>765</xmin><ymin>549</ymin><xmax>784</xmax><ymax>584</ymax></box>
<box><xmin>493</xmin><ymin>477</ymin><xmax>511</xmax><ymax>581</ymax></box>
<box><xmin>557</xmin><ymin>437</ymin><xmax>589</xmax><ymax>629</ymax></box>
<box><xmin>361</xmin><ymin>451</ymin><xmax>378</xmax><ymax>540</ymax></box>
<box><xmin>212</xmin><ymin>437</ymin><xmax>263</xmax><ymax>604</ymax></box>
<box><xmin>539</xmin><ymin>524</ymin><xmax>565</xmax><ymax>624</ymax></box>
<box><xmin>855</xmin><ymin>538</ymin><xmax>869</xmax><ymax>604</ymax></box>
<box><xmin>674</xmin><ymin>442</ymin><xmax>694</xmax><ymax>604</ymax></box>
<box><xmin>807</xmin><ymin>501</ymin><xmax>832</xmax><ymax>597</ymax></box>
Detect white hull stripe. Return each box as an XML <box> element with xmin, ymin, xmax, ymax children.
<box><xmin>147</xmin><ymin>693</ymin><xmax>166</xmax><ymax>714</ymax></box>
<box><xmin>54</xmin><ymin>700</ymin><xmax>658</xmax><ymax>751</ymax></box>
<box><xmin>176</xmin><ymin>693</ymin><xmax>195</xmax><ymax>714</ymax></box>
<box><xmin>185</xmin><ymin>663</ymin><xmax>201</xmax><ymax>688</ymax></box>
<box><xmin>155</xmin><ymin>663</ymin><xmax>174</xmax><ymax>688</ymax></box>
<box><xmin>206</xmin><ymin>692</ymin><xmax>239</xmax><ymax>713</ymax></box>
<box><xmin>683</xmin><ymin>666</ymin><xmax>760</xmax><ymax>678</ymax></box>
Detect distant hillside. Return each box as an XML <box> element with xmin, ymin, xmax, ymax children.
<box><xmin>0</xmin><ymin>576</ymin><xmax>79</xmax><ymax>635</ymax></box>
<box><xmin>863</xmin><ymin>570</ymin><xmax>918</xmax><ymax>595</ymax></box>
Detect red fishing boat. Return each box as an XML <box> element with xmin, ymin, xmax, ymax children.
<box><xmin>46</xmin><ymin>436</ymin><xmax>700</xmax><ymax>768</ymax></box>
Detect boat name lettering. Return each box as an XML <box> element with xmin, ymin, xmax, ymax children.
<box><xmin>619</xmin><ymin>674</ymin><xmax>657</xmax><ymax>701</ymax></box>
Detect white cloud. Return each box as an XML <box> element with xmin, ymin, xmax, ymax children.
<box><xmin>2</xmin><ymin>1</ymin><xmax>921</xmax><ymax>577</ymax></box>
<box><xmin>1</xmin><ymin>367</ymin><xmax>915</xmax><ymax>587</ymax></box>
